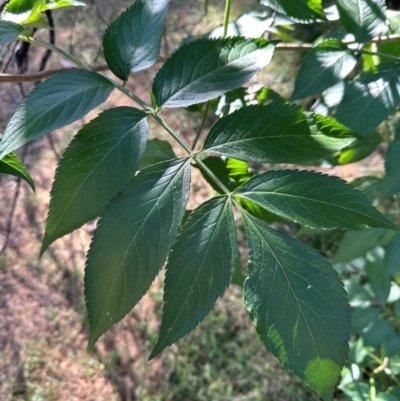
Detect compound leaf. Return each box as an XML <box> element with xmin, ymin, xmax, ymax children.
<box><xmin>203</xmin><ymin>104</ymin><xmax>357</xmax><ymax>164</ymax></box>
<box><xmin>381</xmin><ymin>136</ymin><xmax>400</xmax><ymax>200</ymax></box>
<box><xmin>335</xmin><ymin>0</ymin><xmax>387</xmax><ymax>42</ymax></box>
<box><xmin>235</xmin><ymin>169</ymin><xmax>396</xmax><ymax>231</ymax></box>
<box><xmin>335</xmin><ymin>63</ymin><xmax>400</xmax><ymax>136</ymax></box>
<box><xmin>242</xmin><ymin>211</ymin><xmax>350</xmax><ymax>401</ymax></box>
<box><xmin>259</xmin><ymin>0</ymin><xmax>326</xmax><ymax>22</ymax></box>
<box><xmin>103</xmin><ymin>0</ymin><xmax>169</xmax><ymax>81</ymax></box>
<box><xmin>292</xmin><ymin>39</ymin><xmax>357</xmax><ymax>100</ymax></box>
<box><xmin>150</xmin><ymin>196</ymin><xmax>237</xmax><ymax>358</ymax></box>
<box><xmin>0</xmin><ymin>20</ymin><xmax>23</xmax><ymax>44</ymax></box>
<box><xmin>0</xmin><ymin>70</ymin><xmax>114</xmax><ymax>159</ymax></box>
<box><xmin>86</xmin><ymin>158</ymin><xmax>191</xmax><ymax>350</ymax></box>
<box><xmin>41</xmin><ymin>107</ymin><xmax>148</xmax><ymax>255</ymax></box>
<box><xmin>0</xmin><ymin>151</ymin><xmax>35</xmax><ymax>191</ymax></box>
<box><xmin>152</xmin><ymin>37</ymin><xmax>275</xmax><ymax>108</ymax></box>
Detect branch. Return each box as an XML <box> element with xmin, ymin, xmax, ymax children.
<box><xmin>0</xmin><ymin>34</ymin><xmax>398</xmax><ymax>83</ymax></box>
<box><xmin>0</xmin><ymin>64</ymin><xmax>108</xmax><ymax>83</ymax></box>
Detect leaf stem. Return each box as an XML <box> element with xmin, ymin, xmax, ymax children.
<box><xmin>223</xmin><ymin>0</ymin><xmax>232</xmax><ymax>37</ymax></box>
<box><xmin>23</xmin><ymin>37</ymin><xmax>89</xmax><ymax>68</ymax></box>
<box><xmin>152</xmin><ymin>113</ymin><xmax>194</xmax><ymax>155</ymax></box>
<box><xmin>192</xmin><ymin>102</ymin><xmax>211</xmax><ymax>150</ymax></box>
<box><xmin>356</xmin><ymin>48</ymin><xmax>400</xmax><ymax>63</ymax></box>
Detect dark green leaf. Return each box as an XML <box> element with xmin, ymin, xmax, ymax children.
<box><xmin>0</xmin><ymin>151</ymin><xmax>35</xmax><ymax>191</ymax></box>
<box><xmin>385</xmin><ymin>234</ymin><xmax>400</xmax><ymax>282</ymax></box>
<box><xmin>331</xmin><ymin>228</ymin><xmax>387</xmax><ymax>263</ymax></box>
<box><xmin>237</xmin><ymin>197</ymin><xmax>288</xmax><ymax>223</ymax></box>
<box><xmin>41</xmin><ymin>107</ymin><xmax>148</xmax><ymax>255</ymax></box>
<box><xmin>259</xmin><ymin>0</ymin><xmax>326</xmax><ymax>22</ymax></box>
<box><xmin>344</xmin><ymin>276</ymin><xmax>374</xmax><ymax>308</ymax></box>
<box><xmin>292</xmin><ymin>39</ymin><xmax>357</xmax><ymax>100</ymax></box>
<box><xmin>0</xmin><ymin>70</ymin><xmax>114</xmax><ymax>159</ymax></box>
<box><xmin>335</xmin><ymin>63</ymin><xmax>400</xmax><ymax>136</ymax></box>
<box><xmin>198</xmin><ymin>156</ymin><xmax>252</xmax><ymax>193</ymax></box>
<box><xmin>150</xmin><ymin>196</ymin><xmax>237</xmax><ymax>358</ymax></box>
<box><xmin>0</xmin><ymin>21</ymin><xmax>23</xmax><ymax>44</ymax></box>
<box><xmin>85</xmin><ymin>158</ymin><xmax>191</xmax><ymax>350</ymax></box>
<box><xmin>139</xmin><ymin>138</ymin><xmax>176</xmax><ymax>170</ymax></box>
<box><xmin>242</xmin><ymin>211</ymin><xmax>350</xmax><ymax>401</ymax></box>
<box><xmin>335</xmin><ymin>0</ymin><xmax>387</xmax><ymax>42</ymax></box>
<box><xmin>103</xmin><ymin>0</ymin><xmax>168</xmax><ymax>81</ymax></box>
<box><xmin>381</xmin><ymin>136</ymin><xmax>400</xmax><ymax>200</ymax></box>
<box><xmin>234</xmin><ymin>169</ymin><xmax>396</xmax><ymax>230</ymax></box>
<box><xmin>365</xmin><ymin>247</ymin><xmax>391</xmax><ymax>304</ymax></box>
<box><xmin>362</xmin><ymin>319</ymin><xmax>396</xmax><ymax>347</ymax></box>
<box><xmin>351</xmin><ymin>175</ymin><xmax>384</xmax><ymax>201</ymax></box>
<box><xmin>203</xmin><ymin>104</ymin><xmax>357</xmax><ymax>164</ymax></box>
<box><xmin>152</xmin><ymin>37</ymin><xmax>275</xmax><ymax>108</ymax></box>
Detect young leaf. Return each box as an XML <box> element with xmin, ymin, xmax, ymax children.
<box><xmin>242</xmin><ymin>211</ymin><xmax>350</xmax><ymax>401</ymax></box>
<box><xmin>234</xmin><ymin>169</ymin><xmax>396</xmax><ymax>231</ymax></box>
<box><xmin>291</xmin><ymin>39</ymin><xmax>357</xmax><ymax>100</ymax></box>
<box><xmin>5</xmin><ymin>0</ymin><xmax>38</xmax><ymax>13</ymax></box>
<box><xmin>0</xmin><ymin>151</ymin><xmax>35</xmax><ymax>191</ymax></box>
<box><xmin>139</xmin><ymin>138</ymin><xmax>176</xmax><ymax>170</ymax></box>
<box><xmin>85</xmin><ymin>158</ymin><xmax>191</xmax><ymax>350</ymax></box>
<box><xmin>41</xmin><ymin>107</ymin><xmax>148</xmax><ymax>255</ymax></box>
<box><xmin>381</xmin><ymin>136</ymin><xmax>400</xmax><ymax>200</ymax></box>
<box><xmin>335</xmin><ymin>63</ymin><xmax>400</xmax><ymax>136</ymax></box>
<box><xmin>0</xmin><ymin>70</ymin><xmax>114</xmax><ymax>159</ymax></box>
<box><xmin>0</xmin><ymin>21</ymin><xmax>23</xmax><ymax>44</ymax></box>
<box><xmin>103</xmin><ymin>0</ymin><xmax>169</xmax><ymax>81</ymax></box>
<box><xmin>150</xmin><ymin>196</ymin><xmax>237</xmax><ymax>359</ymax></box>
<box><xmin>203</xmin><ymin>104</ymin><xmax>357</xmax><ymax>164</ymax></box>
<box><xmin>198</xmin><ymin>156</ymin><xmax>252</xmax><ymax>193</ymax></box>
<box><xmin>335</xmin><ymin>0</ymin><xmax>387</xmax><ymax>42</ymax></box>
<box><xmin>259</xmin><ymin>0</ymin><xmax>326</xmax><ymax>22</ymax></box>
<box><xmin>152</xmin><ymin>37</ymin><xmax>275</xmax><ymax>108</ymax></box>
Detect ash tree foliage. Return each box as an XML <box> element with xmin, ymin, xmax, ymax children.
<box><xmin>1</xmin><ymin>0</ymin><xmax>400</xmax><ymax>399</ymax></box>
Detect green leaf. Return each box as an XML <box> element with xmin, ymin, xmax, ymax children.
<box><xmin>381</xmin><ymin>136</ymin><xmax>400</xmax><ymax>200</ymax></box>
<box><xmin>198</xmin><ymin>156</ymin><xmax>252</xmax><ymax>193</ymax></box>
<box><xmin>362</xmin><ymin>318</ymin><xmax>396</xmax><ymax>347</ymax></box>
<box><xmin>0</xmin><ymin>21</ymin><xmax>23</xmax><ymax>44</ymax></box>
<box><xmin>203</xmin><ymin>104</ymin><xmax>357</xmax><ymax>164</ymax></box>
<box><xmin>5</xmin><ymin>0</ymin><xmax>38</xmax><ymax>13</ymax></box>
<box><xmin>365</xmin><ymin>247</ymin><xmax>391</xmax><ymax>304</ymax></box>
<box><xmin>385</xmin><ymin>234</ymin><xmax>400</xmax><ymax>282</ymax></box>
<box><xmin>85</xmin><ymin>158</ymin><xmax>191</xmax><ymax>350</ymax></box>
<box><xmin>335</xmin><ymin>0</ymin><xmax>387</xmax><ymax>42</ymax></box>
<box><xmin>103</xmin><ymin>0</ymin><xmax>169</xmax><ymax>81</ymax></box>
<box><xmin>352</xmin><ymin>307</ymin><xmax>380</xmax><ymax>335</ymax></box>
<box><xmin>335</xmin><ymin>63</ymin><xmax>400</xmax><ymax>136</ymax></box>
<box><xmin>235</xmin><ymin>169</ymin><xmax>396</xmax><ymax>231</ymax></box>
<box><xmin>150</xmin><ymin>196</ymin><xmax>237</xmax><ymax>358</ymax></box>
<box><xmin>351</xmin><ymin>175</ymin><xmax>384</xmax><ymax>201</ymax></box>
<box><xmin>242</xmin><ymin>211</ymin><xmax>350</xmax><ymax>401</ymax></box>
<box><xmin>152</xmin><ymin>37</ymin><xmax>275</xmax><ymax>108</ymax></box>
<box><xmin>291</xmin><ymin>39</ymin><xmax>357</xmax><ymax>100</ymax></box>
<box><xmin>344</xmin><ymin>275</ymin><xmax>374</xmax><ymax>308</ymax></box>
<box><xmin>0</xmin><ymin>70</ymin><xmax>114</xmax><ymax>159</ymax></box>
<box><xmin>139</xmin><ymin>138</ymin><xmax>176</xmax><ymax>170</ymax></box>
<box><xmin>333</xmin><ymin>131</ymin><xmax>381</xmax><ymax>165</ymax></box>
<box><xmin>0</xmin><ymin>151</ymin><xmax>35</xmax><ymax>191</ymax></box>
<box><xmin>41</xmin><ymin>107</ymin><xmax>148</xmax><ymax>255</ymax></box>
<box><xmin>331</xmin><ymin>228</ymin><xmax>387</xmax><ymax>264</ymax></box>
<box><xmin>259</xmin><ymin>0</ymin><xmax>326</xmax><ymax>22</ymax></box>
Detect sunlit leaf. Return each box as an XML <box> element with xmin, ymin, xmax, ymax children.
<box><xmin>0</xmin><ymin>70</ymin><xmax>114</xmax><ymax>159</ymax></box>
<box><xmin>152</xmin><ymin>37</ymin><xmax>275</xmax><ymax>108</ymax></box>
<box><xmin>259</xmin><ymin>0</ymin><xmax>326</xmax><ymax>22</ymax></box>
